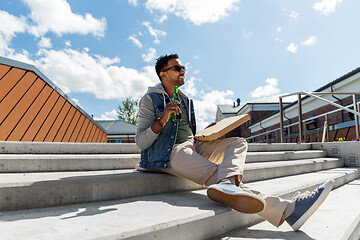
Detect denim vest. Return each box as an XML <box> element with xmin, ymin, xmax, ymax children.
<box><xmin>140</xmin><ymin>92</ymin><xmax>196</xmax><ymax>169</ymax></box>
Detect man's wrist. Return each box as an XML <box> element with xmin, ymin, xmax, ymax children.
<box><xmin>157</xmin><ymin>117</ymin><xmax>165</xmax><ymax>128</ymax></box>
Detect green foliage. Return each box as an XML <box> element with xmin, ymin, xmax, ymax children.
<box><xmin>117</xmin><ymin>98</ymin><xmax>139</xmax><ymax>125</ymax></box>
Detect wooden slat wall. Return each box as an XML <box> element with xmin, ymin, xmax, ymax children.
<box><xmin>0</xmin><ymin>64</ymin><xmax>106</xmax><ymax>142</ymax></box>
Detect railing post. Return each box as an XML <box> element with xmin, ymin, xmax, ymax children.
<box><xmin>279</xmin><ymin>97</ymin><xmax>284</xmax><ymax>143</ymax></box>
<box><xmin>298</xmin><ymin>94</ymin><xmax>303</xmax><ymax>143</ymax></box>
<box><xmin>353</xmin><ymin>94</ymin><xmax>359</xmax><ymax>140</ymax></box>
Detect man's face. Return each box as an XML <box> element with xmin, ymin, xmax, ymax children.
<box><xmin>162</xmin><ymin>58</ymin><xmax>185</xmax><ymax>87</ymax></box>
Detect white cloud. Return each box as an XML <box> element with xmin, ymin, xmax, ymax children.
<box><xmin>157</xmin><ymin>14</ymin><xmax>168</xmax><ymax>23</ymax></box>
<box><xmin>71</xmin><ymin>98</ymin><xmax>83</xmax><ymax>108</ymax></box>
<box><xmin>0</xmin><ymin>10</ymin><xmax>28</xmax><ymax>47</ymax></box>
<box><xmin>242</xmin><ymin>31</ymin><xmax>253</xmax><ymax>39</ymax></box>
<box><xmin>289</xmin><ymin>10</ymin><xmax>298</xmax><ymax>20</ymax></box>
<box><xmin>129</xmin><ymin>34</ymin><xmax>143</xmax><ymax>48</ymax></box>
<box><xmin>128</xmin><ymin>0</ymin><xmax>138</xmax><ymax>7</ymax></box>
<box><xmin>275</xmin><ymin>37</ymin><xmax>283</xmax><ymax>43</ymax></box>
<box><xmin>142</xmin><ymin>48</ymin><xmax>157</xmax><ymax>62</ymax></box>
<box><xmin>142</xmin><ymin>21</ymin><xmax>166</xmax><ymax>44</ymax></box>
<box><xmin>182</xmin><ymin>76</ymin><xmax>198</xmax><ymax>97</ymax></box>
<box><xmin>193</xmin><ymin>90</ymin><xmax>234</xmax><ymax>130</ymax></box>
<box><xmin>286</xmin><ymin>42</ymin><xmax>298</xmax><ymax>54</ymax></box>
<box><xmin>34</xmin><ymin>48</ymin><xmax>158</xmax><ymax>100</ymax></box>
<box><xmin>314</xmin><ymin>0</ymin><xmax>342</xmax><ymax>15</ymax></box>
<box><xmin>144</xmin><ymin>0</ymin><xmax>240</xmax><ymax>25</ymax></box>
<box><xmin>65</xmin><ymin>40</ymin><xmax>71</xmax><ymax>47</ymax></box>
<box><xmin>250</xmin><ymin>78</ymin><xmax>281</xmax><ymax>99</ymax></box>
<box><xmin>23</xmin><ymin>0</ymin><xmax>106</xmax><ymax>37</ymax></box>
<box><xmin>38</xmin><ymin>37</ymin><xmax>52</xmax><ymax>48</ymax></box>
<box><xmin>301</xmin><ymin>36</ymin><xmax>317</xmax><ymax>46</ymax></box>
<box><xmin>277</xmin><ymin>26</ymin><xmax>282</xmax><ymax>32</ymax></box>
<box><xmin>95</xmin><ymin>110</ymin><xmax>118</xmax><ymax>120</ymax></box>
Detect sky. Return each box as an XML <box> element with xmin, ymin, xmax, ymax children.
<box><xmin>1</xmin><ymin>0</ymin><xmax>360</xmax><ymax>130</ymax></box>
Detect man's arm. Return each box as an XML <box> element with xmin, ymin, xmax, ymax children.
<box><xmin>135</xmin><ymin>94</ymin><xmax>159</xmax><ymax>150</ymax></box>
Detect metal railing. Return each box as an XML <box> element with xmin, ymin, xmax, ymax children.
<box><xmin>247</xmin><ymin>92</ymin><xmax>360</xmax><ymax>143</ymax></box>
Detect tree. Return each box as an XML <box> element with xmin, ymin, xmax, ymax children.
<box><xmin>117</xmin><ymin>98</ymin><xmax>139</xmax><ymax>125</ymax></box>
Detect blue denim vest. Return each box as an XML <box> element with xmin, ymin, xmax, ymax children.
<box><xmin>140</xmin><ymin>92</ymin><xmax>196</xmax><ymax>169</ymax></box>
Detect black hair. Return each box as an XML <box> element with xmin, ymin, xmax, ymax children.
<box><xmin>155</xmin><ymin>54</ymin><xmax>179</xmax><ymax>81</ymax></box>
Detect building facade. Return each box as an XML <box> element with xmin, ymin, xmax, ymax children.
<box><xmin>0</xmin><ymin>56</ymin><xmax>107</xmax><ymax>143</ymax></box>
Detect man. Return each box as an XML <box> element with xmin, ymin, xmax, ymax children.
<box><xmin>136</xmin><ymin>53</ymin><xmax>335</xmax><ymax>231</ymax></box>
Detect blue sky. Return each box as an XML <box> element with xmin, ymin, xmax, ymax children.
<box><xmin>1</xmin><ymin>0</ymin><xmax>359</xmax><ymax>130</ymax></box>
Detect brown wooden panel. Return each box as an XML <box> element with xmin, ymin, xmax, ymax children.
<box><xmin>61</xmin><ymin>108</ymin><xmax>79</xmax><ymax>142</ymax></box>
<box><xmin>76</xmin><ymin>118</ymin><xmax>90</xmax><ymax>142</ymax></box>
<box><xmin>44</xmin><ymin>101</ymin><xmax>71</xmax><ymax>142</ymax></box>
<box><xmin>82</xmin><ymin>122</ymin><xmax>94</xmax><ymax>142</ymax></box>
<box><xmin>0</xmin><ymin>78</ymin><xmax>44</xmax><ymax>141</ymax></box>
<box><xmin>0</xmin><ymin>68</ymin><xmax>26</xmax><ymax>102</ymax></box>
<box><xmin>0</xmin><ymin>72</ymin><xmax>37</xmax><ymax>124</ymax></box>
<box><xmin>98</xmin><ymin>131</ymin><xmax>105</xmax><ymax>143</ymax></box>
<box><xmin>0</xmin><ymin>65</ymin><xmax>11</xmax><ymax>79</ymax></box>
<box><xmin>94</xmin><ymin>128</ymin><xmax>102</xmax><ymax>142</ymax></box>
<box><xmin>33</xmin><ymin>96</ymin><xmax>65</xmax><ymax>142</ymax></box>
<box><xmin>69</xmin><ymin>114</ymin><xmax>85</xmax><ymax>142</ymax></box>
<box><xmin>7</xmin><ymin>83</ymin><xmax>51</xmax><ymax>141</ymax></box>
<box><xmin>334</xmin><ymin>128</ymin><xmax>348</xmax><ymax>141</ymax></box>
<box><xmin>87</xmin><ymin>123</ymin><xmax>97</xmax><ymax>142</ymax></box>
<box><xmin>21</xmin><ymin>90</ymin><xmax>58</xmax><ymax>141</ymax></box>
<box><xmin>53</xmin><ymin>105</ymin><xmax>75</xmax><ymax>142</ymax></box>
<box><xmin>91</xmin><ymin>127</ymin><xmax>101</xmax><ymax>142</ymax></box>
<box><xmin>102</xmin><ymin>132</ymin><xmax>107</xmax><ymax>142</ymax></box>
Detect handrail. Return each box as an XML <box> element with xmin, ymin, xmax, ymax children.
<box><xmin>247</xmin><ymin>103</ymin><xmax>354</xmax><ymax>140</ymax></box>
<box><xmin>279</xmin><ymin>92</ymin><xmax>360</xmax><ymax>143</ymax></box>
<box><xmin>247</xmin><ymin>91</ymin><xmax>360</xmax><ymax>143</ymax></box>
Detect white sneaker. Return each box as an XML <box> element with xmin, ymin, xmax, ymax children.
<box><xmin>207</xmin><ymin>183</ymin><xmax>266</xmax><ymax>214</ymax></box>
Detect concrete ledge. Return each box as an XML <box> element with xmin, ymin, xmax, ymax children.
<box><xmin>311</xmin><ymin>142</ymin><xmax>360</xmax><ymax>167</ymax></box>
<box><xmin>0</xmin><ymin>150</ymin><xmax>327</xmax><ymax>172</ymax></box>
<box><xmin>0</xmin><ymin>154</ymin><xmax>140</xmax><ymax>172</ymax></box>
<box><xmin>243</xmin><ymin>158</ymin><xmax>344</xmax><ymax>182</ymax></box>
<box><xmin>246</xmin><ymin>150</ymin><xmax>326</xmax><ymax>163</ymax></box>
<box><xmin>248</xmin><ymin>143</ymin><xmax>312</xmax><ymax>152</ymax></box>
<box><xmin>0</xmin><ymin>141</ymin><xmax>140</xmax><ymax>154</ymax></box>
<box><xmin>0</xmin><ymin>158</ymin><xmax>344</xmax><ymax>211</ymax></box>
<box><xmin>0</xmin><ymin>168</ymin><xmax>358</xmax><ymax>240</ymax></box>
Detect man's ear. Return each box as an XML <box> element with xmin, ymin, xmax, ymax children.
<box><xmin>160</xmin><ymin>71</ymin><xmax>166</xmax><ymax>80</ymax></box>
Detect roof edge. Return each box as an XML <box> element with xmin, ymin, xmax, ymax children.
<box><xmin>0</xmin><ymin>56</ymin><xmax>106</xmax><ymax>133</ymax></box>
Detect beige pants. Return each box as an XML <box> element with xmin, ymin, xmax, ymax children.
<box><xmin>164</xmin><ymin>137</ymin><xmax>290</xmax><ymax>227</ymax></box>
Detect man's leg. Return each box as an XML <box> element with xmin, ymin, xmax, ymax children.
<box><xmin>241</xmin><ymin>179</ymin><xmax>336</xmax><ymax>231</ymax></box>
<box><xmin>195</xmin><ymin>137</ymin><xmax>247</xmax><ymax>182</ymax></box>
<box><xmin>195</xmin><ymin>137</ymin><xmax>266</xmax><ymax>213</ymax></box>
<box><xmin>163</xmin><ymin>139</ymin><xmax>219</xmax><ymax>186</ymax></box>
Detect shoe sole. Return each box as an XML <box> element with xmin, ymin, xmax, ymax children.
<box><xmin>291</xmin><ymin>179</ymin><xmax>336</xmax><ymax>231</ymax></box>
<box><xmin>207</xmin><ymin>187</ymin><xmax>265</xmax><ymax>214</ymax></box>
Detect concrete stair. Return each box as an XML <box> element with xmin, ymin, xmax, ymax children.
<box><xmin>0</xmin><ymin>141</ymin><xmax>359</xmax><ymax>240</ymax></box>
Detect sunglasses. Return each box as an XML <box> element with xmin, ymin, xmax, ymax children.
<box><xmin>162</xmin><ymin>65</ymin><xmax>186</xmax><ymax>72</ymax></box>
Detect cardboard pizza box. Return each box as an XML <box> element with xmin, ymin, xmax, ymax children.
<box><xmin>195</xmin><ymin>114</ymin><xmax>251</xmax><ymax>142</ymax></box>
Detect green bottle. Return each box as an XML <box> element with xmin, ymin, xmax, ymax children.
<box><xmin>172</xmin><ymin>86</ymin><xmax>181</xmax><ymax>122</ymax></box>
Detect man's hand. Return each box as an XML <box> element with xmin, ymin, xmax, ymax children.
<box><xmin>151</xmin><ymin>100</ymin><xmax>181</xmax><ymax>134</ymax></box>
<box><xmin>160</xmin><ymin>100</ymin><xmax>181</xmax><ymax>124</ymax></box>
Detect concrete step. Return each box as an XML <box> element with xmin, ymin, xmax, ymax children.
<box><xmin>0</xmin><ymin>168</ymin><xmax>358</xmax><ymax>240</ymax></box>
<box><xmin>0</xmin><ymin>142</ymin><xmax>312</xmax><ymax>154</ymax></box>
<box><xmin>246</xmin><ymin>150</ymin><xmax>326</xmax><ymax>163</ymax></box>
<box><xmin>0</xmin><ymin>157</ymin><xmax>344</xmax><ymax>211</ymax></box>
<box><xmin>0</xmin><ymin>154</ymin><xmax>140</xmax><ymax>172</ymax></box>
<box><xmin>0</xmin><ymin>150</ymin><xmax>327</xmax><ymax>172</ymax></box>
<box><xmin>216</xmin><ymin>178</ymin><xmax>360</xmax><ymax>240</ymax></box>
<box><xmin>0</xmin><ymin>141</ymin><xmax>141</xmax><ymax>154</ymax></box>
<box><xmin>243</xmin><ymin>157</ymin><xmax>344</xmax><ymax>182</ymax></box>
<box><xmin>248</xmin><ymin>143</ymin><xmax>312</xmax><ymax>152</ymax></box>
